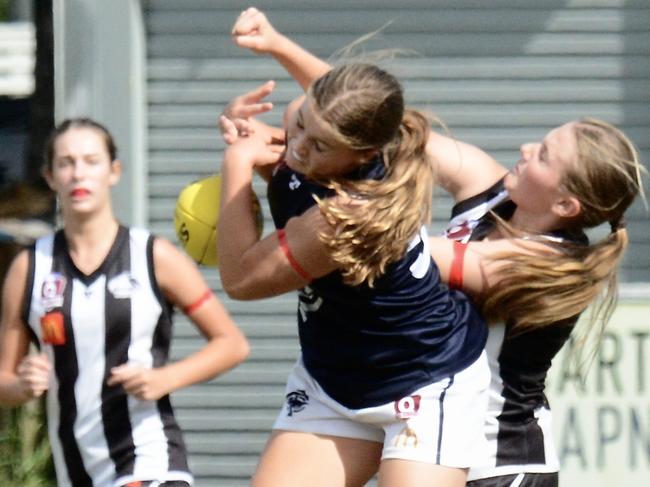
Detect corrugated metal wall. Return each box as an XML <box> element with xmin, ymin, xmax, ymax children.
<box><xmin>142</xmin><ymin>1</ymin><xmax>650</xmax><ymax>485</ymax></box>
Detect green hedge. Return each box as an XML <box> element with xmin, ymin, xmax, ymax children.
<box><xmin>0</xmin><ymin>403</ymin><xmax>55</xmax><ymax>486</ymax></box>
<box><xmin>0</xmin><ymin>1</ymin><xmax>9</xmax><ymax>22</ymax></box>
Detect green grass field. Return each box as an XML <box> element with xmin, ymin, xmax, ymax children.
<box><xmin>0</xmin><ymin>400</ymin><xmax>55</xmax><ymax>486</ymax></box>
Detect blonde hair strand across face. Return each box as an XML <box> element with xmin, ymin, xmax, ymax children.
<box><xmin>307</xmin><ymin>63</ymin><xmax>435</xmax><ymax>286</ymax></box>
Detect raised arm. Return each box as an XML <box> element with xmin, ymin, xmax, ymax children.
<box><xmin>221</xmin><ymin>6</ymin><xmax>329</xmax><ymax>146</ymax></box>
<box><xmin>231</xmin><ymin>7</ymin><xmax>331</xmax><ymax>90</ymax></box>
<box><xmin>218</xmin><ymin>135</ymin><xmax>338</xmax><ymax>300</ymax></box>
<box><xmin>230</xmin><ymin>8</ymin><xmax>508</xmax><ymax>203</ymax></box>
<box><xmin>427</xmin><ymin>129</ymin><xmax>509</xmax><ymax>202</ymax></box>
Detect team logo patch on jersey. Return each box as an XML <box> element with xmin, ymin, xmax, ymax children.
<box><xmin>41</xmin><ymin>273</ymin><xmax>66</xmax><ymax>310</ymax></box>
<box><xmin>107</xmin><ymin>272</ymin><xmax>138</xmax><ymax>299</ymax></box>
<box><xmin>40</xmin><ymin>311</ymin><xmax>66</xmax><ymax>345</ymax></box>
<box><xmin>394</xmin><ymin>394</ymin><xmax>421</xmax><ymax>419</ymax></box>
<box><xmin>298</xmin><ymin>286</ymin><xmax>323</xmax><ymax>322</ymax></box>
<box><xmin>285</xmin><ymin>389</ymin><xmax>309</xmax><ymax>416</ymax></box>
<box><xmin>289</xmin><ymin>173</ymin><xmax>301</xmax><ymax>190</ymax></box>
<box><xmin>445</xmin><ymin>220</ymin><xmax>475</xmax><ymax>242</ymax></box>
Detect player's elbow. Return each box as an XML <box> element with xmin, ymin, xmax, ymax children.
<box><xmin>232</xmin><ymin>335</ymin><xmax>251</xmax><ymax>365</ymax></box>
<box><xmin>218</xmin><ymin>325</ymin><xmax>250</xmax><ymax>371</ymax></box>
<box><xmin>220</xmin><ymin>275</ymin><xmax>259</xmax><ymax>301</ymax></box>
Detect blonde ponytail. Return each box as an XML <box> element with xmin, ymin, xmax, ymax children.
<box><xmin>481</xmin><ymin>226</ymin><xmax>628</xmax><ymax>332</ymax></box>
<box><xmin>318</xmin><ymin>109</ymin><xmax>434</xmax><ymax>286</ymax></box>
<box><xmin>305</xmin><ymin>63</ymin><xmax>436</xmax><ymax>286</ymax></box>
<box><xmin>483</xmin><ymin>117</ymin><xmax>644</xmax><ymax>334</ymax></box>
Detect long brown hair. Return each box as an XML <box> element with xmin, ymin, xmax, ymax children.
<box><xmin>307</xmin><ymin>63</ymin><xmax>434</xmax><ymax>286</ymax></box>
<box><xmin>481</xmin><ymin>118</ymin><xmax>646</xmax><ymax>333</ymax></box>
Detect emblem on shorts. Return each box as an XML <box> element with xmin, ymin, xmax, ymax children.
<box><xmin>394</xmin><ymin>395</ymin><xmax>421</xmax><ymax>419</ymax></box>
<box><xmin>394</xmin><ymin>424</ymin><xmax>419</xmax><ymax>448</ymax></box>
<box><xmin>285</xmin><ymin>389</ymin><xmax>309</xmax><ymax>416</ymax></box>
<box><xmin>41</xmin><ymin>273</ymin><xmax>66</xmax><ymax>310</ymax></box>
<box><xmin>393</xmin><ymin>394</ymin><xmax>421</xmax><ymax>448</ymax></box>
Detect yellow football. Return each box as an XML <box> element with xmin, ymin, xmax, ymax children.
<box><xmin>174</xmin><ymin>174</ymin><xmax>263</xmax><ymax>266</ymax></box>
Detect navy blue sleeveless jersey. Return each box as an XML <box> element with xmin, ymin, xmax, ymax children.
<box><xmin>445</xmin><ymin>178</ymin><xmax>586</xmax><ymax>481</ymax></box>
<box><xmin>267</xmin><ymin>160</ymin><xmax>487</xmax><ymax>409</ymax></box>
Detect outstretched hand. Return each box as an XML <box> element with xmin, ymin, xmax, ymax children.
<box><xmin>231</xmin><ymin>7</ymin><xmax>280</xmax><ymax>54</ymax></box>
<box><xmin>107</xmin><ymin>363</ymin><xmax>169</xmax><ymax>402</ymax></box>
<box><xmin>219</xmin><ymin>80</ymin><xmax>276</xmax><ymax>144</ymax></box>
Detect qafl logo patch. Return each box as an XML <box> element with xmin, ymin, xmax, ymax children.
<box><xmin>41</xmin><ymin>273</ymin><xmax>66</xmax><ymax>310</ymax></box>
<box><xmin>394</xmin><ymin>395</ymin><xmax>421</xmax><ymax>420</ymax></box>
<box><xmin>393</xmin><ymin>395</ymin><xmax>422</xmax><ymax>448</ymax></box>
<box><xmin>285</xmin><ymin>389</ymin><xmax>309</xmax><ymax>417</ymax></box>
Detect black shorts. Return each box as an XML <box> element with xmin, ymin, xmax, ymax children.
<box><xmin>467</xmin><ymin>472</ymin><xmax>558</xmax><ymax>487</ymax></box>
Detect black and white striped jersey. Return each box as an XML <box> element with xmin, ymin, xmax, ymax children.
<box><xmin>443</xmin><ymin>179</ymin><xmax>579</xmax><ymax>481</ymax></box>
<box><xmin>22</xmin><ymin>226</ymin><xmax>192</xmax><ymax>487</ymax></box>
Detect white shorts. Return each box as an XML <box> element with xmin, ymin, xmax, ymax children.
<box><xmin>273</xmin><ymin>351</ymin><xmax>490</xmax><ymax>468</ymax></box>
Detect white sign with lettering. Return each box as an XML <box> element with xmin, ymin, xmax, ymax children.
<box><xmin>547</xmin><ymin>301</ymin><xmax>650</xmax><ymax>486</ymax></box>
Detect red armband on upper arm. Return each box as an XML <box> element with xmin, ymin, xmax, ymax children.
<box><xmin>448</xmin><ymin>240</ymin><xmax>468</xmax><ymax>290</ymax></box>
<box><xmin>183</xmin><ymin>290</ymin><xmax>213</xmax><ymax>315</ymax></box>
<box><xmin>277</xmin><ymin>229</ymin><xmax>313</xmax><ymax>282</ymax></box>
